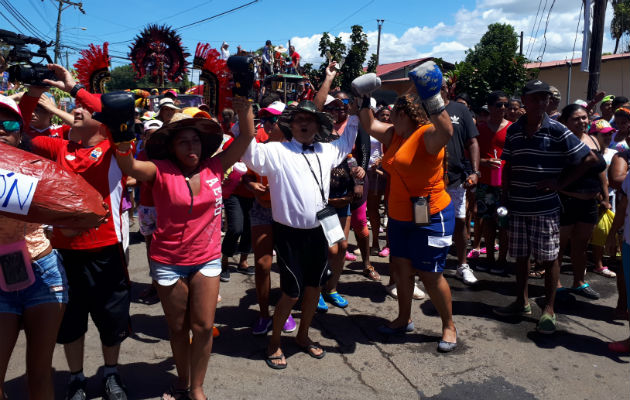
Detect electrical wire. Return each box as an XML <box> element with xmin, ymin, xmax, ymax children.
<box><xmin>528</xmin><ymin>0</ymin><xmax>548</xmax><ymax>60</ymax></box>
<box><xmin>536</xmin><ymin>0</ymin><xmax>556</xmax><ymax>63</ymax></box>
<box><xmin>570</xmin><ymin>0</ymin><xmax>584</xmax><ymax>62</ymax></box>
<box><xmin>327</xmin><ymin>0</ymin><xmax>375</xmax><ymax>32</ymax></box>
<box><xmin>176</xmin><ymin>0</ymin><xmax>258</xmax><ymax>30</ymax></box>
<box><xmin>0</xmin><ymin>0</ymin><xmax>51</xmax><ymax>40</ymax></box>
<box><xmin>0</xmin><ymin>9</ymin><xmax>21</xmax><ymax>32</ymax></box>
<box><xmin>525</xmin><ymin>0</ymin><xmax>544</xmax><ymax>59</ymax></box>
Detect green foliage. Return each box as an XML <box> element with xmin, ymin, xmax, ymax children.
<box><xmin>611</xmin><ymin>0</ymin><xmax>630</xmax><ymax>53</ymax></box>
<box><xmin>106</xmin><ymin>64</ymin><xmax>155</xmax><ymax>91</ymax></box>
<box><xmin>454</xmin><ymin>23</ymin><xmax>529</xmax><ymax>110</ymax></box>
<box><xmin>339</xmin><ymin>25</ymin><xmax>369</xmax><ymax>92</ymax></box>
<box><xmin>366</xmin><ymin>53</ymin><xmax>378</xmax><ymax>73</ymax></box>
<box><xmin>314</xmin><ymin>25</ymin><xmax>370</xmax><ymax>92</ymax></box>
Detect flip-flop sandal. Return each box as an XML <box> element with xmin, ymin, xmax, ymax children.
<box><xmin>528</xmin><ymin>270</ymin><xmax>545</xmax><ymax>279</ymax></box>
<box><xmin>264</xmin><ymin>352</ymin><xmax>287</xmax><ymax>369</ymax></box>
<box><xmin>299</xmin><ymin>342</ymin><xmax>326</xmax><ymax>359</ymax></box>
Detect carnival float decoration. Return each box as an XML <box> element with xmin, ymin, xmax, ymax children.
<box><xmin>73</xmin><ymin>43</ymin><xmax>111</xmax><ymax>93</ymax></box>
<box><xmin>192</xmin><ymin>43</ymin><xmax>232</xmax><ymax>117</ymax></box>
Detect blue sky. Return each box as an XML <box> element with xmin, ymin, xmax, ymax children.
<box><xmin>3</xmin><ymin>0</ymin><xmax>618</xmax><ymax>74</ymax></box>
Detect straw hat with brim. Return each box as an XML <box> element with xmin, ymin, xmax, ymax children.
<box><xmin>277</xmin><ymin>100</ymin><xmax>334</xmax><ymax>142</ymax></box>
<box><xmin>145</xmin><ymin>118</ymin><xmax>223</xmax><ymax>161</ymax></box>
<box><xmin>274</xmin><ymin>46</ymin><xmax>288</xmax><ymax>53</ymax></box>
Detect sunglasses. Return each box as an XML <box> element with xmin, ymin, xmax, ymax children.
<box><xmin>340</xmin><ymin>98</ymin><xmax>350</xmax><ymax>105</ymax></box>
<box><xmin>0</xmin><ymin>120</ymin><xmax>21</xmax><ymax>132</ymax></box>
<box><xmin>493</xmin><ymin>102</ymin><xmax>508</xmax><ymax>108</ymax></box>
<box><xmin>261</xmin><ymin>117</ymin><xmax>278</xmax><ymax>124</ymax></box>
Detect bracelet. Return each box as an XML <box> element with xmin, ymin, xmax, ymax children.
<box><xmin>115</xmin><ymin>145</ymin><xmax>133</xmax><ymax>157</ymax></box>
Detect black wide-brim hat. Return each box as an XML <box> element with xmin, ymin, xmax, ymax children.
<box><xmin>145</xmin><ymin>118</ymin><xmax>223</xmax><ymax>161</ymax></box>
<box><xmin>277</xmin><ymin>100</ymin><xmax>334</xmax><ymax>142</ymax></box>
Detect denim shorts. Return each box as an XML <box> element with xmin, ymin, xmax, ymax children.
<box><xmin>0</xmin><ymin>250</ymin><xmax>68</xmax><ymax>315</ymax></box>
<box><xmin>388</xmin><ymin>202</ymin><xmax>455</xmax><ymax>273</ymax></box>
<box><xmin>150</xmin><ymin>258</ymin><xmax>221</xmax><ymax>286</ymax></box>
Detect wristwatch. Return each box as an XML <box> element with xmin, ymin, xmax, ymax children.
<box><xmin>70</xmin><ymin>83</ymin><xmax>85</xmax><ymax>98</ymax></box>
<box><xmin>473</xmin><ymin>170</ymin><xmax>482</xmax><ymax>178</ymax></box>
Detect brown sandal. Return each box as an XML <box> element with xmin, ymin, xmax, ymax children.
<box><xmin>363</xmin><ymin>265</ymin><xmax>381</xmax><ymax>281</ymax></box>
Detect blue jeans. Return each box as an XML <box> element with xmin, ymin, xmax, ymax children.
<box><xmin>221</xmin><ymin>195</ymin><xmax>253</xmax><ymax>257</ymax></box>
<box><xmin>0</xmin><ymin>250</ymin><xmax>68</xmax><ymax>315</ymax></box>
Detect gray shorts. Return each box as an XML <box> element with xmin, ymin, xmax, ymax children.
<box><xmin>250</xmin><ymin>201</ymin><xmax>273</xmax><ymax>227</ymax></box>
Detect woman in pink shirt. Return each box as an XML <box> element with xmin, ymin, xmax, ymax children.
<box><xmin>113</xmin><ymin>98</ymin><xmax>255</xmax><ymax>400</ymax></box>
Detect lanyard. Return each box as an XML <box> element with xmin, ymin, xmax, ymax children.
<box><xmin>301</xmin><ymin>152</ymin><xmax>326</xmax><ymax>203</ymax></box>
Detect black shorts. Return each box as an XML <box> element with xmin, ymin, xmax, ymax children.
<box><xmin>57</xmin><ymin>244</ymin><xmax>131</xmax><ymax>347</ymax></box>
<box><xmin>272</xmin><ymin>222</ymin><xmax>330</xmax><ymax>298</ymax></box>
<box><xmin>559</xmin><ymin>194</ymin><xmax>599</xmax><ymax>226</ymax></box>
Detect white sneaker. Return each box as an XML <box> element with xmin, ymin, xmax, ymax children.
<box><xmin>456</xmin><ymin>264</ymin><xmax>478</xmax><ymax>285</ymax></box>
<box><xmin>385</xmin><ymin>283</ymin><xmax>398</xmax><ymax>299</ymax></box>
<box><xmin>413</xmin><ymin>283</ymin><xmax>426</xmax><ymax>300</ymax></box>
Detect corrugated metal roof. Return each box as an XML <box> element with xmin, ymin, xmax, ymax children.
<box><xmin>525</xmin><ymin>52</ymin><xmax>630</xmax><ymax>69</ymax></box>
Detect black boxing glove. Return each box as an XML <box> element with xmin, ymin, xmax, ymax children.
<box><xmin>93</xmin><ymin>92</ymin><xmax>136</xmax><ymax>143</ymax></box>
<box><xmin>227</xmin><ymin>55</ymin><xmax>255</xmax><ymax>99</ymax></box>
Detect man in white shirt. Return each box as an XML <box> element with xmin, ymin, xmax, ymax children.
<box><xmin>240</xmin><ymin>63</ymin><xmax>357</xmax><ymax>369</ymax></box>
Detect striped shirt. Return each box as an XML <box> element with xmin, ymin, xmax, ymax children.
<box><xmin>501</xmin><ymin>114</ymin><xmax>590</xmax><ymax>216</ymax></box>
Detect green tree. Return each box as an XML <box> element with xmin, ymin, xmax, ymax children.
<box><xmin>107</xmin><ymin>64</ymin><xmax>156</xmax><ymax>91</ymax></box>
<box><xmin>339</xmin><ymin>25</ymin><xmax>370</xmax><ymax>92</ymax></box>
<box><xmin>611</xmin><ymin>0</ymin><xmax>630</xmax><ymax>53</ymax></box>
<box><xmin>366</xmin><ymin>53</ymin><xmax>378</xmax><ymax>73</ymax></box>
<box><xmin>455</xmin><ymin>23</ymin><xmax>529</xmax><ymax>109</ymax></box>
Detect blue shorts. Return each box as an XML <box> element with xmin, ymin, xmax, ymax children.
<box><xmin>388</xmin><ymin>202</ymin><xmax>455</xmax><ymax>273</ymax></box>
<box><xmin>150</xmin><ymin>258</ymin><xmax>221</xmax><ymax>286</ymax></box>
<box><xmin>0</xmin><ymin>250</ymin><xmax>68</xmax><ymax>315</ymax></box>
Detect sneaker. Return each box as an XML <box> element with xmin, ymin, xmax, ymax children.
<box><xmin>385</xmin><ymin>283</ymin><xmax>398</xmax><ymax>299</ymax></box>
<box><xmin>252</xmin><ymin>317</ymin><xmax>272</xmax><ymax>335</ymax></box>
<box><xmin>317</xmin><ymin>294</ymin><xmax>328</xmax><ymax>312</ymax></box>
<box><xmin>345</xmin><ymin>251</ymin><xmax>357</xmax><ymax>262</ymax></box>
<box><xmin>413</xmin><ymin>283</ymin><xmax>426</xmax><ymax>300</ymax></box>
<box><xmin>456</xmin><ymin>264</ymin><xmax>478</xmax><ymax>285</ymax></box>
<box><xmin>323</xmin><ymin>291</ymin><xmax>348</xmax><ymax>308</ymax></box>
<box><xmin>536</xmin><ymin>312</ymin><xmax>557</xmax><ymax>334</ymax></box>
<box><xmin>237</xmin><ymin>265</ymin><xmax>255</xmax><ymax>275</ymax></box>
<box><xmin>102</xmin><ymin>373</ymin><xmax>128</xmax><ymax>400</ymax></box>
<box><xmin>493</xmin><ymin>301</ymin><xmax>532</xmax><ymax>317</ymax></box>
<box><xmin>572</xmin><ymin>283</ymin><xmax>600</xmax><ymax>300</ymax></box>
<box><xmin>220</xmin><ymin>268</ymin><xmax>230</xmax><ymax>282</ymax></box>
<box><xmin>353</xmin><ymin>247</ymin><xmax>362</xmax><ymax>256</ymax></box>
<box><xmin>65</xmin><ymin>378</ymin><xmax>87</xmax><ymax>400</ymax></box>
<box><xmin>467</xmin><ymin>249</ymin><xmax>481</xmax><ymax>259</ymax></box>
<box><xmin>282</xmin><ymin>314</ymin><xmax>297</xmax><ymax>333</ymax></box>
<box><xmin>378</xmin><ymin>247</ymin><xmax>390</xmax><ymax>257</ymax></box>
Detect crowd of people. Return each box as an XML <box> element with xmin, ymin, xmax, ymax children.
<box><xmin>0</xmin><ymin>55</ymin><xmax>629</xmax><ymax>400</ymax></box>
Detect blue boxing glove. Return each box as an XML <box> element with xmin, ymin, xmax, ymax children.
<box><xmin>408</xmin><ymin>61</ymin><xmax>445</xmax><ymax>115</ymax></box>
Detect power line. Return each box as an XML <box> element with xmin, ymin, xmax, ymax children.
<box><xmin>525</xmin><ymin>0</ymin><xmax>544</xmax><ymax>59</ymax></box>
<box><xmin>176</xmin><ymin>0</ymin><xmax>258</xmax><ymax>30</ymax></box>
<box><xmin>0</xmin><ymin>9</ymin><xmax>22</xmax><ymax>32</ymax></box>
<box><xmin>327</xmin><ymin>0</ymin><xmax>375</xmax><ymax>32</ymax></box>
<box><xmin>536</xmin><ymin>0</ymin><xmax>556</xmax><ymax>63</ymax></box>
<box><xmin>528</xmin><ymin>0</ymin><xmax>549</xmax><ymax>60</ymax></box>
<box><xmin>570</xmin><ymin>0</ymin><xmax>584</xmax><ymax>61</ymax></box>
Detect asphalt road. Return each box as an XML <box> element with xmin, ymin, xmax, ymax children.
<box><xmin>4</xmin><ymin>224</ymin><xmax>629</xmax><ymax>399</ymax></box>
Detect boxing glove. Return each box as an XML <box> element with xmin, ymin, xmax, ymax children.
<box><xmin>408</xmin><ymin>61</ymin><xmax>445</xmax><ymax>115</ymax></box>
<box><xmin>227</xmin><ymin>55</ymin><xmax>255</xmax><ymax>99</ymax></box>
<box><xmin>351</xmin><ymin>73</ymin><xmax>381</xmax><ymax>97</ymax></box>
<box><xmin>93</xmin><ymin>92</ymin><xmax>136</xmax><ymax>143</ymax></box>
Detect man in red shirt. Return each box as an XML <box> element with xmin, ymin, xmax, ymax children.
<box><xmin>20</xmin><ymin>65</ymin><xmax>131</xmax><ymax>400</ymax></box>
<box><xmin>289</xmin><ymin>45</ymin><xmax>301</xmax><ymax>74</ymax></box>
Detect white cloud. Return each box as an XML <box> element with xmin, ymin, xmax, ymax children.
<box><xmin>288</xmin><ymin>2</ymin><xmax>617</xmax><ymax>67</ymax></box>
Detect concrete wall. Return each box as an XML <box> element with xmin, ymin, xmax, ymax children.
<box><xmin>533</xmin><ymin>57</ymin><xmax>630</xmax><ymax>108</ymax></box>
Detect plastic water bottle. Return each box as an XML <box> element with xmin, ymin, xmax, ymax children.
<box><xmin>346</xmin><ymin>155</ymin><xmax>364</xmax><ymax>185</ymax></box>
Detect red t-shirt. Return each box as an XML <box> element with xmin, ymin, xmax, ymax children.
<box><xmin>150</xmin><ymin>157</ymin><xmax>223</xmax><ymax>266</ymax></box>
<box><xmin>26</xmin><ymin>124</ymin><xmax>71</xmax><ymax>139</ymax></box>
<box><xmin>476</xmin><ymin>120</ymin><xmax>511</xmax><ymax>186</ymax></box>
<box><xmin>291</xmin><ymin>51</ymin><xmax>300</xmax><ymax>66</ymax></box>
<box><xmin>30</xmin><ymin>137</ymin><xmax>126</xmax><ymax>250</ymax></box>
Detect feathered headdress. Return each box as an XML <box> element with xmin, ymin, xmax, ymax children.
<box><xmin>73</xmin><ymin>43</ymin><xmax>111</xmax><ymax>93</ymax></box>
<box><xmin>193</xmin><ymin>42</ymin><xmax>232</xmax><ymax>117</ymax></box>
<box><xmin>128</xmin><ymin>25</ymin><xmax>189</xmax><ymax>83</ymax></box>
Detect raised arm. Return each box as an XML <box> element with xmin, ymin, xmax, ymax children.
<box><xmin>43</xmin><ymin>64</ymin><xmax>101</xmax><ymax>112</ymax></box>
<box><xmin>113</xmin><ymin>142</ymin><xmax>157</xmax><ymax>183</ymax></box>
<box><xmin>217</xmin><ymin>96</ymin><xmax>256</xmax><ymax>172</ymax></box>
<box><xmin>358</xmin><ymin>103</ymin><xmax>394</xmax><ymax>148</ymax></box>
<box><xmin>313</xmin><ymin>62</ymin><xmax>337</xmax><ymax>111</ymax></box>
<box><xmin>38</xmin><ymin>93</ymin><xmax>73</xmax><ymax>125</ymax></box>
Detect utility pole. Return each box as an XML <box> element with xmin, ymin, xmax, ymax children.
<box><xmin>587</xmin><ymin>0</ymin><xmax>607</xmax><ymax>101</ymax></box>
<box><xmin>65</xmin><ymin>50</ymin><xmax>69</xmax><ymax>70</ymax></box>
<box><xmin>53</xmin><ymin>0</ymin><xmax>85</xmax><ymax>64</ymax></box>
<box><xmin>376</xmin><ymin>19</ymin><xmax>384</xmax><ymax>67</ymax></box>
<box><xmin>519</xmin><ymin>31</ymin><xmax>523</xmax><ymax>56</ymax></box>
